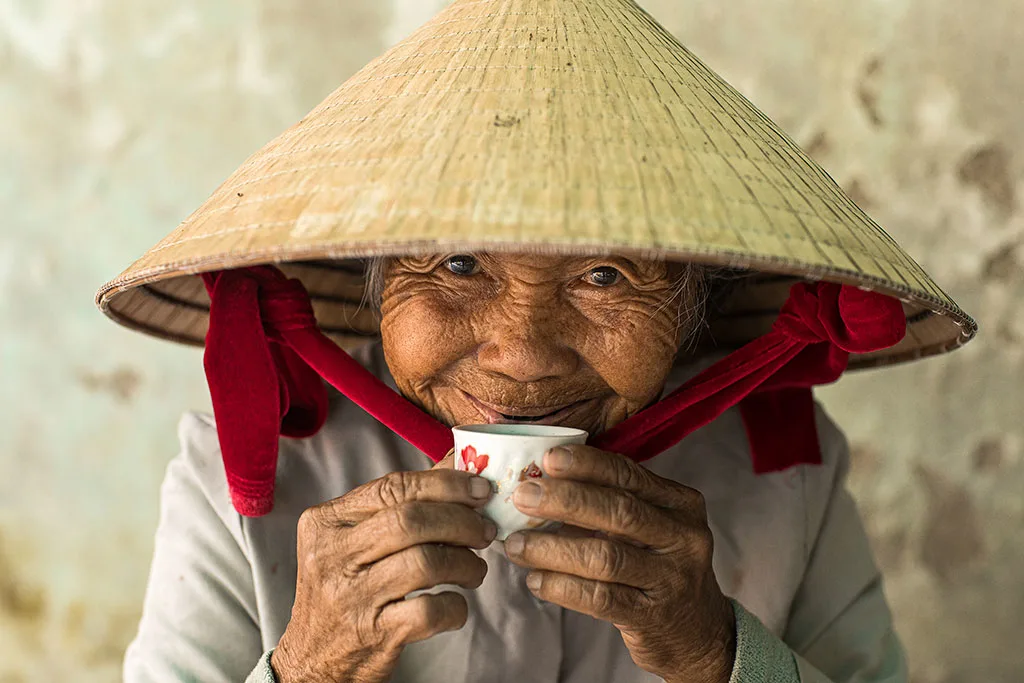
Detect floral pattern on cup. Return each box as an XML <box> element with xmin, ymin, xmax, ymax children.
<box><xmin>460</xmin><ymin>445</ymin><xmax>490</xmax><ymax>475</ymax></box>
<box><xmin>518</xmin><ymin>461</ymin><xmax>543</xmax><ymax>481</ymax></box>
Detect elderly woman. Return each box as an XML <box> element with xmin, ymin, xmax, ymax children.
<box><xmin>97</xmin><ymin>2</ymin><xmax>975</xmax><ymax>683</ymax></box>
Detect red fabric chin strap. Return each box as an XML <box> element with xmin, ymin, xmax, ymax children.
<box><xmin>202</xmin><ymin>266</ymin><xmax>906</xmax><ymax>517</ymax></box>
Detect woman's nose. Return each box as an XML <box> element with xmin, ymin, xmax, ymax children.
<box><xmin>475</xmin><ymin>302</ymin><xmax>579</xmax><ymax>383</ymax></box>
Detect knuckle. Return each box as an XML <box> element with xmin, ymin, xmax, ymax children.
<box><xmin>339</xmin><ymin>558</ymin><xmax>362</xmax><ymax>583</ymax></box>
<box><xmin>355</xmin><ymin>611</ymin><xmax>381</xmax><ymax>649</ymax></box>
<box><xmin>410</xmin><ymin>544</ymin><xmax>444</xmax><ymax>582</ymax></box>
<box><xmin>609</xmin><ymin>492</ymin><xmax>643</xmax><ymax>533</ymax></box>
<box><xmin>561</xmin><ymin>485</ymin><xmax>587</xmax><ymax>517</ymax></box>
<box><xmin>296</xmin><ymin>505</ymin><xmax>322</xmax><ymax>539</ymax></box>
<box><xmin>336</xmin><ymin>536</ymin><xmax>363</xmax><ymax>581</ymax></box>
<box><xmin>690</xmin><ymin>526</ymin><xmax>715</xmax><ymax>565</ymax></box>
<box><xmin>674</xmin><ymin>524</ymin><xmax>714</xmax><ymax>566</ymax></box>
<box><xmin>295</xmin><ymin>509</ymin><xmax>328</xmax><ymax>571</ymax></box>
<box><xmin>591</xmin><ymin>581</ymin><xmax>617</xmax><ymax>616</ymax></box>
<box><xmin>685</xmin><ymin>486</ymin><xmax>708</xmax><ymax>516</ymax></box>
<box><xmin>593</xmin><ymin>541</ymin><xmax>625</xmax><ymax>581</ymax></box>
<box><xmin>618</xmin><ymin>459</ymin><xmax>646</xmax><ymax>491</ymax></box>
<box><xmin>377</xmin><ymin>471</ymin><xmax>412</xmax><ymax>508</ymax></box>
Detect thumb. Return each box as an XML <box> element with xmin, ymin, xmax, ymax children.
<box><xmin>431</xmin><ymin>448</ymin><xmax>455</xmax><ymax>471</ymax></box>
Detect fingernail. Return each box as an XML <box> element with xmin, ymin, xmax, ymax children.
<box><xmin>504</xmin><ymin>533</ymin><xmax>525</xmax><ymax>556</ymax></box>
<box><xmin>526</xmin><ymin>572</ymin><xmax>543</xmax><ymax>591</ymax></box>
<box><xmin>545</xmin><ymin>447</ymin><xmax>572</xmax><ymax>473</ymax></box>
<box><xmin>483</xmin><ymin>519</ymin><xmax>498</xmax><ymax>541</ymax></box>
<box><xmin>515</xmin><ymin>482</ymin><xmax>543</xmax><ymax>508</ymax></box>
<box><xmin>470</xmin><ymin>476</ymin><xmax>493</xmax><ymax>499</ymax></box>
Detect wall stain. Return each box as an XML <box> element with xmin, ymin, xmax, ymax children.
<box><xmin>996</xmin><ymin>322</ymin><xmax>1022</xmax><ymax>344</ymax></box>
<box><xmin>56</xmin><ymin>599</ymin><xmax>139</xmax><ymax>666</ymax></box>
<box><xmin>847</xmin><ymin>442</ymin><xmax>882</xmax><ymax>490</ymax></box>
<box><xmin>843</xmin><ymin>177</ymin><xmax>874</xmax><ymax>210</ymax></box>
<box><xmin>0</xmin><ymin>530</ymin><xmax>46</xmax><ymax>625</ymax></box>
<box><xmin>981</xmin><ymin>244</ymin><xmax>1020</xmax><ymax>282</ymax></box>
<box><xmin>915</xmin><ymin>464</ymin><xmax>985</xmax><ymax>582</ymax></box>
<box><xmin>870</xmin><ymin>526</ymin><xmax>909</xmax><ymax>572</ymax></box>
<box><xmin>76</xmin><ymin>365</ymin><xmax>143</xmax><ymax>403</ymax></box>
<box><xmin>856</xmin><ymin>56</ymin><xmax>885</xmax><ymax>128</ymax></box>
<box><xmin>63</xmin><ymin>600</ymin><xmax>87</xmax><ymax>641</ymax></box>
<box><xmin>804</xmin><ymin>130</ymin><xmax>831</xmax><ymax>159</ymax></box>
<box><xmin>957</xmin><ymin>144</ymin><xmax>1018</xmax><ymax>218</ymax></box>
<box><xmin>2</xmin><ymin>0</ymin><xmax>1021</xmax><ymax>680</ymax></box>
<box><xmin>971</xmin><ymin>438</ymin><xmax>1006</xmax><ymax>472</ymax></box>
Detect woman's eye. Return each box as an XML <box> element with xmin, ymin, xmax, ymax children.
<box><xmin>444</xmin><ymin>254</ymin><xmax>479</xmax><ymax>276</ymax></box>
<box><xmin>586</xmin><ymin>266</ymin><xmax>622</xmax><ymax>287</ymax></box>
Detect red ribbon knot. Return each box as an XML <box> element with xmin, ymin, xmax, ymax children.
<box><xmin>201</xmin><ymin>267</ymin><xmax>906</xmax><ymax>516</ymax></box>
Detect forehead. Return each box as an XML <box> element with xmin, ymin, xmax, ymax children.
<box><xmin>483</xmin><ymin>252</ymin><xmax>582</xmax><ymax>268</ymax></box>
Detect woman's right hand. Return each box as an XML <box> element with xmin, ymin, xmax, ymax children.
<box><xmin>270</xmin><ymin>454</ymin><xmax>497</xmax><ymax>683</ymax></box>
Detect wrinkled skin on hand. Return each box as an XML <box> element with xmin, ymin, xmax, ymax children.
<box><xmin>271</xmin><ymin>453</ymin><xmax>498</xmax><ymax>683</ymax></box>
<box><xmin>274</xmin><ymin>251</ymin><xmax>719</xmax><ymax>681</ymax></box>
<box><xmin>503</xmin><ymin>444</ymin><xmax>735</xmax><ymax>683</ymax></box>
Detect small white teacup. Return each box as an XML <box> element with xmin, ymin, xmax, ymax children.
<box><xmin>452</xmin><ymin>424</ymin><xmax>588</xmax><ymax>541</ymax></box>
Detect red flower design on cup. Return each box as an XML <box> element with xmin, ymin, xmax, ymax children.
<box><xmin>460</xmin><ymin>445</ymin><xmax>490</xmax><ymax>475</ymax></box>
<box><xmin>519</xmin><ymin>461</ymin><xmax>543</xmax><ymax>481</ymax></box>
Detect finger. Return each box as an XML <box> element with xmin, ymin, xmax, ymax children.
<box><xmin>554</xmin><ymin>523</ymin><xmax>600</xmax><ymax>539</ymax></box>
<box><xmin>525</xmin><ymin>570</ymin><xmax>647</xmax><ymax>627</ymax></box>
<box><xmin>513</xmin><ymin>478</ymin><xmax>679</xmax><ymax>549</ymax></box>
<box><xmin>503</xmin><ymin>532</ymin><xmax>657</xmax><ymax>590</ymax></box>
<box><xmin>543</xmin><ymin>444</ymin><xmax>701</xmax><ymax>513</ymax></box>
<box><xmin>567</xmin><ymin>527</ymin><xmax>645</xmax><ymax>550</ymax></box>
<box><xmin>348</xmin><ymin>501</ymin><xmax>498</xmax><ymax>565</ymax></box>
<box><xmin>365</xmin><ymin>544</ymin><xmax>488</xmax><ymax>603</ymax></box>
<box><xmin>378</xmin><ymin>591</ymin><xmax>469</xmax><ymax>644</ymax></box>
<box><xmin>317</xmin><ymin>468</ymin><xmax>494</xmax><ymax>526</ymax></box>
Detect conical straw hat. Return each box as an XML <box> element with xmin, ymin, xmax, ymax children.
<box><xmin>96</xmin><ymin>0</ymin><xmax>976</xmax><ymax>368</ymax></box>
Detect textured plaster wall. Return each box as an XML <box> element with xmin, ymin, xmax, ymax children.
<box><xmin>0</xmin><ymin>1</ymin><xmax>1020</xmax><ymax>681</ymax></box>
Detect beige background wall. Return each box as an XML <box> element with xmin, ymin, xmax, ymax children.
<box><xmin>1</xmin><ymin>1</ymin><xmax>1021</xmax><ymax>681</ymax></box>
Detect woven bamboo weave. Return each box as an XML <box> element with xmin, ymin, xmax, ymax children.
<box><xmin>96</xmin><ymin>0</ymin><xmax>976</xmax><ymax>367</ymax></box>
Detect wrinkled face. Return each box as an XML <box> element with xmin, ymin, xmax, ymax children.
<box><xmin>378</xmin><ymin>252</ymin><xmax>702</xmax><ymax>435</ymax></box>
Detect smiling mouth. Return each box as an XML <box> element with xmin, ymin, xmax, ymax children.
<box><xmin>462</xmin><ymin>392</ymin><xmax>589</xmax><ymax>425</ymax></box>
<box><xmin>498</xmin><ymin>409</ymin><xmax>561</xmax><ymax>421</ymax></box>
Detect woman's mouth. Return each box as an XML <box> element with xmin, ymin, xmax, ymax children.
<box><xmin>461</xmin><ymin>392</ymin><xmax>589</xmax><ymax>425</ymax></box>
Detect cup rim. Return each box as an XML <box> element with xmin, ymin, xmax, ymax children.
<box><xmin>452</xmin><ymin>423</ymin><xmax>588</xmax><ymax>438</ymax></box>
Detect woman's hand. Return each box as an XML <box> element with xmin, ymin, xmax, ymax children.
<box><xmin>271</xmin><ymin>452</ymin><xmax>497</xmax><ymax>683</ymax></box>
<box><xmin>503</xmin><ymin>444</ymin><xmax>735</xmax><ymax>683</ymax></box>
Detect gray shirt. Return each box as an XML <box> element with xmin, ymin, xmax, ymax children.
<box><xmin>124</xmin><ymin>341</ymin><xmax>907</xmax><ymax>683</ymax></box>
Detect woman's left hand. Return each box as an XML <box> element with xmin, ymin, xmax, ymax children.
<box><xmin>504</xmin><ymin>444</ymin><xmax>736</xmax><ymax>683</ymax></box>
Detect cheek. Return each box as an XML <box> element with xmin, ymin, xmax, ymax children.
<box><xmin>379</xmin><ymin>286</ymin><xmax>475</xmax><ymax>386</ymax></box>
<box><xmin>589</xmin><ymin>335</ymin><xmax>676</xmax><ymax>401</ymax></box>
<box><xmin>577</xmin><ymin>304</ymin><xmax>679</xmax><ymax>402</ymax></box>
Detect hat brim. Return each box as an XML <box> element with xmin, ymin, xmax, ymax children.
<box><xmin>95</xmin><ymin>0</ymin><xmax>977</xmax><ymax>366</ymax></box>
<box><xmin>96</xmin><ymin>238</ymin><xmax>974</xmax><ymax>370</ymax></box>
